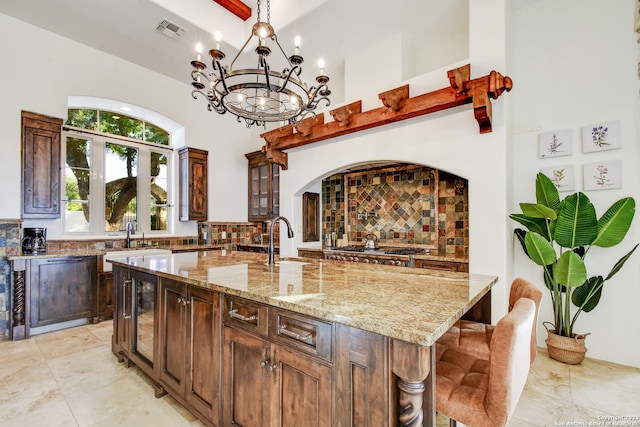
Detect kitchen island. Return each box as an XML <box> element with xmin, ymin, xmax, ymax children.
<box><xmin>109</xmin><ymin>250</ymin><xmax>496</xmax><ymax>427</ymax></box>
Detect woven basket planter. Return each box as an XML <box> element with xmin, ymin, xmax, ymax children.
<box><xmin>544</xmin><ymin>322</ymin><xmax>589</xmax><ymax>365</ymax></box>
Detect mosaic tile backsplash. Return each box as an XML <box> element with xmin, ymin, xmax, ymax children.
<box><xmin>0</xmin><ymin>221</ymin><xmax>20</xmax><ymax>340</ymax></box>
<box><xmin>322</xmin><ymin>165</ymin><xmax>468</xmax><ymax>258</ymax></box>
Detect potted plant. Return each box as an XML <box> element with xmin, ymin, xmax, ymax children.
<box><xmin>510</xmin><ymin>173</ymin><xmax>637</xmax><ymax>364</ymax></box>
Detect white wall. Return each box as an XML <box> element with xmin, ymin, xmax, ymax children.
<box><xmin>280</xmin><ymin>0</ymin><xmax>510</xmax><ymax>327</ymax></box>
<box><xmin>0</xmin><ymin>13</ymin><xmax>258</xmax><ymax>237</ymax></box>
<box><xmin>509</xmin><ymin>0</ymin><xmax>640</xmax><ymax>367</ymax></box>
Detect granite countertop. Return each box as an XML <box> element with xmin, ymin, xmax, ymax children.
<box><xmin>109</xmin><ymin>250</ymin><xmax>495</xmax><ymax>346</ymax></box>
<box><xmin>7</xmin><ymin>244</ymin><xmax>223</xmax><ymax>260</ymax></box>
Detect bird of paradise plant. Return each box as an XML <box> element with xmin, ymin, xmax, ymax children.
<box><xmin>510</xmin><ymin>173</ymin><xmax>637</xmax><ymax>337</ymax></box>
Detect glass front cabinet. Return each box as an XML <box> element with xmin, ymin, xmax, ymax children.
<box><xmin>112</xmin><ymin>266</ymin><xmax>164</xmax><ymax>396</ymax></box>
<box><xmin>245</xmin><ymin>150</ymin><xmax>280</xmax><ymax>221</ymax></box>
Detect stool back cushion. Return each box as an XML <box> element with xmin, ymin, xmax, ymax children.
<box><xmin>485</xmin><ymin>298</ymin><xmax>535</xmax><ymax>425</ymax></box>
<box><xmin>510</xmin><ymin>278</ymin><xmax>543</xmax><ymax>363</ymax></box>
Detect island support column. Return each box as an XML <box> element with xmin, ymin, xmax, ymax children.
<box><xmin>392</xmin><ymin>339</ymin><xmax>436</xmax><ymax>427</ymax></box>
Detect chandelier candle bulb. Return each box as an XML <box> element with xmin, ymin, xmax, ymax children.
<box><xmin>214</xmin><ymin>31</ymin><xmax>221</xmax><ymax>50</ymax></box>
<box><xmin>294</xmin><ymin>36</ymin><xmax>300</xmax><ymax>55</ymax></box>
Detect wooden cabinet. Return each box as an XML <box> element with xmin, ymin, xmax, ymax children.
<box><xmin>29</xmin><ymin>256</ymin><xmax>96</xmax><ymax>330</ymax></box>
<box><xmin>111</xmin><ymin>266</ymin><xmax>164</xmax><ymax>396</ymax></box>
<box><xmin>334</xmin><ymin>324</ymin><xmax>391</xmax><ymax>425</ymax></box>
<box><xmin>245</xmin><ymin>151</ymin><xmax>279</xmax><ymax>221</ymax></box>
<box><xmin>112</xmin><ymin>272</ymin><xmax>391</xmax><ymax>427</ymax></box>
<box><xmin>179</xmin><ymin>147</ymin><xmax>208</xmax><ymax>222</ymax></box>
<box><xmin>21</xmin><ymin>111</ymin><xmax>63</xmax><ymax>218</ymax></box>
<box><xmin>413</xmin><ymin>258</ymin><xmax>469</xmax><ymax>272</ymax></box>
<box><xmin>222</xmin><ymin>296</ymin><xmax>333</xmax><ymax>427</ymax></box>
<box><xmin>222</xmin><ymin>326</ymin><xmax>271</xmax><ymax>427</ymax></box>
<box><xmin>296</xmin><ymin>248</ymin><xmax>324</xmax><ymax>259</ymax></box>
<box><xmin>158</xmin><ymin>277</ymin><xmax>221</xmax><ymax>425</ymax></box>
<box><xmin>302</xmin><ymin>192</ymin><xmax>320</xmax><ymax>242</ymax></box>
<box><xmin>236</xmin><ymin>244</ymin><xmax>273</xmax><ymax>254</ymax></box>
<box><xmin>112</xmin><ymin>265</ymin><xmax>131</xmax><ymax>363</ymax></box>
<box><xmin>222</xmin><ymin>327</ymin><xmax>332</xmax><ymax>427</ymax></box>
<box><xmin>95</xmin><ymin>256</ymin><xmax>114</xmax><ymax>322</ymax></box>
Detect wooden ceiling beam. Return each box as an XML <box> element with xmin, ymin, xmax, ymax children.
<box><xmin>260</xmin><ymin>64</ymin><xmax>513</xmax><ymax>170</ymax></box>
<box><xmin>213</xmin><ymin>0</ymin><xmax>251</xmax><ymax>21</ymax></box>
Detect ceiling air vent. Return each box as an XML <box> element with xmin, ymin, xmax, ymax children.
<box><xmin>156</xmin><ymin>19</ymin><xmax>186</xmax><ymax>39</ymax></box>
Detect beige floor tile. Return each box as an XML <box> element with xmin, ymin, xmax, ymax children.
<box><xmin>0</xmin><ymin>362</ymin><xmax>61</xmax><ymax>419</ymax></box>
<box><xmin>47</xmin><ymin>345</ymin><xmax>131</xmax><ymax>397</ymax></box>
<box><xmin>1</xmin><ymin>323</ymin><xmax>639</xmax><ymax>426</ymax></box>
<box><xmin>2</xmin><ymin>391</ymin><xmax>78</xmax><ymax>427</ymax></box>
<box><xmin>87</xmin><ymin>321</ymin><xmax>115</xmax><ymax>345</ymax></box>
<box><xmin>34</xmin><ymin>326</ymin><xmax>104</xmax><ymax>359</ymax></box>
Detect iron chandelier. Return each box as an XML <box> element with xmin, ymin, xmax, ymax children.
<box><xmin>190</xmin><ymin>0</ymin><xmax>331</xmax><ymax>128</ymax></box>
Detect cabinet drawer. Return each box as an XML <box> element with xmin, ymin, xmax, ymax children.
<box><xmin>414</xmin><ymin>259</ymin><xmax>468</xmax><ymax>272</ymax></box>
<box><xmin>269</xmin><ymin>309</ymin><xmax>332</xmax><ymax>362</ymax></box>
<box><xmin>222</xmin><ymin>295</ymin><xmax>268</xmax><ymax>336</ymax></box>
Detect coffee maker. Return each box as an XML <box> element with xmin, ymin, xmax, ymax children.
<box><xmin>22</xmin><ymin>227</ymin><xmax>47</xmax><ymax>254</ymax></box>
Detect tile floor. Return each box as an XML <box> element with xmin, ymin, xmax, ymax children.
<box><xmin>0</xmin><ymin>322</ymin><xmax>638</xmax><ymax>427</ymax></box>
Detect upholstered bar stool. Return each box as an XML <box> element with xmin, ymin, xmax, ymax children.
<box><xmin>438</xmin><ymin>278</ymin><xmax>543</xmax><ymax>364</ymax></box>
<box><xmin>435</xmin><ymin>298</ymin><xmax>536</xmax><ymax>427</ymax></box>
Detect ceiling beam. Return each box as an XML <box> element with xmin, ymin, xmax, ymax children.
<box><xmin>213</xmin><ymin>0</ymin><xmax>252</xmax><ymax>21</ymax></box>
<box><xmin>260</xmin><ymin>64</ymin><xmax>513</xmax><ymax>170</ymax></box>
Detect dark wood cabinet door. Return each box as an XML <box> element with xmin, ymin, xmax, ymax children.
<box><xmin>185</xmin><ymin>286</ymin><xmax>221</xmax><ymax>424</ymax></box>
<box><xmin>246</xmin><ymin>151</ymin><xmax>280</xmax><ymax>221</ymax></box>
<box><xmin>96</xmin><ymin>272</ymin><xmax>114</xmax><ymax>322</ymax></box>
<box><xmin>129</xmin><ymin>270</ymin><xmax>158</xmax><ymax>381</ymax></box>
<box><xmin>179</xmin><ymin>147</ymin><xmax>208</xmax><ymax>221</ymax></box>
<box><xmin>223</xmin><ymin>326</ymin><xmax>270</xmax><ymax>427</ymax></box>
<box><xmin>334</xmin><ymin>324</ymin><xmax>391</xmax><ymax>426</ymax></box>
<box><xmin>21</xmin><ymin>111</ymin><xmax>63</xmax><ymax>218</ymax></box>
<box><xmin>269</xmin><ymin>345</ymin><xmax>332</xmax><ymax>427</ymax></box>
<box><xmin>29</xmin><ymin>256</ymin><xmax>96</xmax><ymax>328</ymax></box>
<box><xmin>302</xmin><ymin>192</ymin><xmax>320</xmax><ymax>242</ymax></box>
<box><xmin>158</xmin><ymin>278</ymin><xmax>186</xmax><ymax>397</ymax></box>
<box><xmin>112</xmin><ymin>266</ymin><xmax>132</xmax><ymax>363</ymax></box>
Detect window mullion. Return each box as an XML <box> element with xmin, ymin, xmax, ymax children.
<box><xmin>138</xmin><ymin>148</ymin><xmax>151</xmax><ymax>234</ymax></box>
<box><xmin>93</xmin><ymin>138</ymin><xmax>106</xmax><ymax>235</ymax></box>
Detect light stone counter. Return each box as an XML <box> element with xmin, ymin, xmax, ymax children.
<box><xmin>109</xmin><ymin>250</ymin><xmax>496</xmax><ymax>346</ymax></box>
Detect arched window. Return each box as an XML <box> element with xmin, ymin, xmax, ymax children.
<box><xmin>63</xmin><ymin>108</ymin><xmax>173</xmax><ymax>235</ymax></box>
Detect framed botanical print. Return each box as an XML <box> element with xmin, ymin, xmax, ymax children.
<box><xmin>538</xmin><ymin>129</ymin><xmax>573</xmax><ymax>158</ymax></box>
<box><xmin>581</xmin><ymin>120</ymin><xmax>621</xmax><ymax>153</ymax></box>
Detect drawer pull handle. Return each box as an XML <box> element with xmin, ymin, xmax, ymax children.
<box><xmin>279</xmin><ymin>324</ymin><xmax>313</xmax><ymax>342</ymax></box>
<box><xmin>229</xmin><ymin>309</ymin><xmax>257</xmax><ymax>323</ymax></box>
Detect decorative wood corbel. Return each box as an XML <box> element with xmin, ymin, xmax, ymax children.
<box><xmin>262</xmin><ymin>125</ymin><xmax>293</xmax><ymax>168</ymax></box>
<box><xmin>330</xmin><ymin>101</ymin><xmax>361</xmax><ymax>127</ymax></box>
<box><xmin>260</xmin><ymin>64</ymin><xmax>512</xmax><ymax>169</ymax></box>
<box><xmin>379</xmin><ymin>85</ymin><xmax>409</xmax><ymax>112</ymax></box>
<box><xmin>294</xmin><ymin>115</ymin><xmax>324</xmax><ymax>137</ymax></box>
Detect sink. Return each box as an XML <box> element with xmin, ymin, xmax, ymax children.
<box><xmin>103</xmin><ymin>248</ymin><xmax>171</xmax><ymax>272</ymax></box>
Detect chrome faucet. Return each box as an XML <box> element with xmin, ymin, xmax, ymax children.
<box><xmin>125</xmin><ymin>222</ymin><xmax>135</xmax><ymax>248</ymax></box>
<box><xmin>268</xmin><ymin>216</ymin><xmax>294</xmax><ymax>265</ymax></box>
